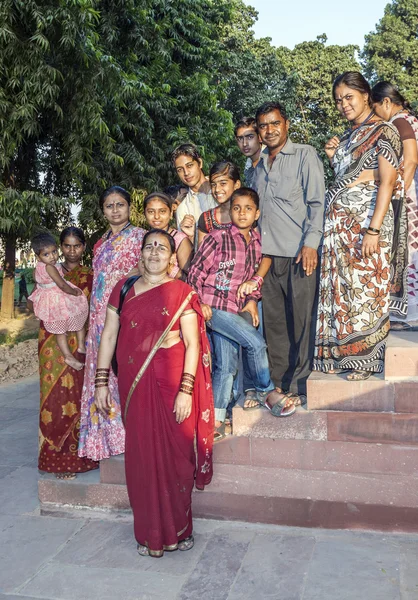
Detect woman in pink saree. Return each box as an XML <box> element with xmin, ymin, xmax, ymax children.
<box><xmin>95</xmin><ymin>229</ymin><xmax>214</xmax><ymax>557</ymax></box>
<box><xmin>78</xmin><ymin>186</ymin><xmax>145</xmax><ymax>461</ymax></box>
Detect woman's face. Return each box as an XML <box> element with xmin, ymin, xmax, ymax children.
<box><xmin>61</xmin><ymin>235</ymin><xmax>85</xmax><ymax>265</ymax></box>
<box><xmin>210</xmin><ymin>173</ymin><xmax>241</xmax><ymax>204</ymax></box>
<box><xmin>372</xmin><ymin>98</ymin><xmax>393</xmax><ymax>121</ymax></box>
<box><xmin>144</xmin><ymin>199</ymin><xmax>172</xmax><ymax>229</ymax></box>
<box><xmin>141</xmin><ymin>233</ymin><xmax>173</xmax><ymax>275</ymax></box>
<box><xmin>102</xmin><ymin>193</ymin><xmax>130</xmax><ymax>227</ymax></box>
<box><xmin>334</xmin><ymin>84</ymin><xmax>370</xmax><ymax>123</ymax></box>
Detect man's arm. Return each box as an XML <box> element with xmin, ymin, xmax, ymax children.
<box><xmin>295</xmin><ymin>148</ymin><xmax>326</xmax><ymax>276</ymax></box>
<box><xmin>301</xmin><ymin>147</ymin><xmax>326</xmax><ymax>250</ymax></box>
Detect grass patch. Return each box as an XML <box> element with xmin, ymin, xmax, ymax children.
<box><xmin>0</xmin><ymin>330</ymin><xmax>38</xmax><ymax>347</ymax></box>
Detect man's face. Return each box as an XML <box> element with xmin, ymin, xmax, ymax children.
<box><xmin>235</xmin><ymin>126</ymin><xmax>261</xmax><ymax>160</ymax></box>
<box><xmin>257</xmin><ymin>109</ymin><xmax>289</xmax><ymax>152</ymax></box>
<box><xmin>174</xmin><ymin>155</ymin><xmax>204</xmax><ymax>190</ymax></box>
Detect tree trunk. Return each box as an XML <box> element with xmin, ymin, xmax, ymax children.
<box><xmin>1</xmin><ymin>235</ymin><xmax>16</xmax><ymax>319</ymax></box>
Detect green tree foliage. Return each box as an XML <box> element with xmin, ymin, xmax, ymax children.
<box><xmin>0</xmin><ymin>0</ymin><xmax>236</xmax><ymax>316</ymax></box>
<box><xmin>362</xmin><ymin>0</ymin><xmax>418</xmax><ymax>103</ymax></box>
<box><xmin>217</xmin><ymin>0</ymin><xmax>290</xmax><ymax>122</ymax></box>
<box><xmin>277</xmin><ymin>36</ymin><xmax>361</xmax><ymax>154</ymax></box>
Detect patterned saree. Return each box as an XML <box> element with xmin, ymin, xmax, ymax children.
<box><xmin>38</xmin><ymin>265</ymin><xmax>98</xmax><ymax>474</ymax></box>
<box><xmin>314</xmin><ymin>121</ymin><xmax>401</xmax><ymax>373</ymax></box>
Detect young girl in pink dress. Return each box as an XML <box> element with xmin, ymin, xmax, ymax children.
<box><xmin>29</xmin><ymin>232</ymin><xmax>89</xmax><ymax>371</ymax></box>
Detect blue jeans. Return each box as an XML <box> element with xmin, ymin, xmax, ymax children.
<box><xmin>208</xmin><ymin>308</ymin><xmax>274</xmax><ymax>421</ymax></box>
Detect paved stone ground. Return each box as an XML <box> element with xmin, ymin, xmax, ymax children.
<box><xmin>1</xmin><ymin>376</ymin><xmax>418</xmax><ymax>600</ymax></box>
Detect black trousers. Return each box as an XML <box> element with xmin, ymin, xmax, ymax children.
<box><xmin>262</xmin><ymin>257</ymin><xmax>318</xmax><ymax>396</ymax></box>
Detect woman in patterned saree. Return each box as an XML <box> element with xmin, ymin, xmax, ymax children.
<box><xmin>314</xmin><ymin>72</ymin><xmax>401</xmax><ymax>380</ymax></box>
<box><xmin>78</xmin><ymin>186</ymin><xmax>145</xmax><ymax>461</ymax></box>
<box><xmin>372</xmin><ymin>82</ymin><xmax>418</xmax><ymax>328</ymax></box>
<box><xmin>94</xmin><ymin>229</ymin><xmax>214</xmax><ymax>557</ymax></box>
<box><xmin>38</xmin><ymin>227</ymin><xmax>98</xmax><ymax>478</ymax></box>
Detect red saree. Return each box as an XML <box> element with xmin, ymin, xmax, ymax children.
<box><xmin>109</xmin><ymin>279</ymin><xmax>214</xmax><ymax>556</ymax></box>
<box><xmin>38</xmin><ymin>265</ymin><xmax>98</xmax><ymax>474</ymax></box>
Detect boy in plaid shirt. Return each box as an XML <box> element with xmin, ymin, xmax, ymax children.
<box><xmin>188</xmin><ymin>188</ymin><xmax>295</xmax><ymax>440</ymax></box>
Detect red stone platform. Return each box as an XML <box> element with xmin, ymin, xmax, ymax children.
<box><xmin>39</xmin><ymin>331</ymin><xmax>418</xmax><ymax>532</ymax></box>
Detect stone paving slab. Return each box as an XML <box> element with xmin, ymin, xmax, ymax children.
<box><xmin>19</xmin><ymin>563</ymin><xmax>186</xmax><ymax>600</ymax></box>
<box><xmin>1</xmin><ymin>376</ymin><xmax>418</xmax><ymax>599</ymax></box>
<box><xmin>0</xmin><ymin>515</ymin><xmax>83</xmax><ymax>594</ymax></box>
<box><xmin>0</xmin><ymin>467</ymin><xmax>40</xmax><ymax>515</ymax></box>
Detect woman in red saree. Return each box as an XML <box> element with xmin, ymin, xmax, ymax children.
<box><xmin>38</xmin><ymin>227</ymin><xmax>98</xmax><ymax>478</ymax></box>
<box><xmin>95</xmin><ymin>229</ymin><xmax>214</xmax><ymax>557</ymax></box>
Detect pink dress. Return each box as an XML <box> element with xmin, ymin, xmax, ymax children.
<box><xmin>29</xmin><ymin>262</ymin><xmax>88</xmax><ymax>334</ymax></box>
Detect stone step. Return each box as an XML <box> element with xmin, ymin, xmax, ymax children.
<box><xmin>100</xmin><ymin>434</ymin><xmax>418</xmax><ymax>485</ymax></box>
<box><xmin>38</xmin><ymin>465</ymin><xmax>418</xmax><ymax>532</ymax></box>
<box><xmin>232</xmin><ymin>406</ymin><xmax>418</xmax><ymax>445</ymax></box>
<box><xmin>307</xmin><ymin>372</ymin><xmax>418</xmax><ymax>413</ymax></box>
<box><xmin>385</xmin><ymin>331</ymin><xmax>418</xmax><ymax>378</ymax></box>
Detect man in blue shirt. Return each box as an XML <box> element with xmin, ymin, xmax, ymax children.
<box><xmin>253</xmin><ymin>101</ymin><xmax>325</xmax><ymax>406</ymax></box>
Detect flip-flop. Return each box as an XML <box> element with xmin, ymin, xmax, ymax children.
<box><xmin>390</xmin><ymin>322</ymin><xmax>411</xmax><ymax>331</ymax></box>
<box><xmin>347</xmin><ymin>370</ymin><xmax>372</xmax><ymax>381</ymax></box>
<box><xmin>214</xmin><ymin>422</ymin><xmax>227</xmax><ymax>442</ymax></box>
<box><xmin>243</xmin><ymin>389</ymin><xmax>262</xmax><ymax>411</ymax></box>
<box><xmin>264</xmin><ymin>391</ymin><xmax>297</xmax><ymax>417</ymax></box>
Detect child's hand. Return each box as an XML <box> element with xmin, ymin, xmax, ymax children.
<box><xmin>237</xmin><ymin>280</ymin><xmax>258</xmax><ymax>300</ymax></box>
<box><xmin>201</xmin><ymin>303</ymin><xmax>213</xmax><ymax>322</ymax></box>
<box><xmin>241</xmin><ymin>300</ymin><xmax>259</xmax><ymax>327</ymax></box>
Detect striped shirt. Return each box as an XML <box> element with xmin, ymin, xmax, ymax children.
<box><xmin>187</xmin><ymin>225</ymin><xmax>261</xmax><ymax>313</ymax></box>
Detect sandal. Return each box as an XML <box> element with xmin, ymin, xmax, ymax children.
<box><xmin>178</xmin><ymin>535</ymin><xmax>194</xmax><ymax>552</ymax></box>
<box><xmin>390</xmin><ymin>322</ymin><xmax>411</xmax><ymax>331</ymax></box>
<box><xmin>55</xmin><ymin>472</ymin><xmax>76</xmax><ymax>480</ymax></box>
<box><xmin>346</xmin><ymin>370</ymin><xmax>372</xmax><ymax>381</ymax></box>
<box><xmin>263</xmin><ymin>391</ymin><xmax>297</xmax><ymax>417</ymax></box>
<box><xmin>243</xmin><ymin>389</ymin><xmax>261</xmax><ymax>411</ymax></box>
<box><xmin>214</xmin><ymin>422</ymin><xmax>226</xmax><ymax>442</ymax></box>
<box><xmin>137</xmin><ymin>543</ymin><xmax>150</xmax><ymax>557</ymax></box>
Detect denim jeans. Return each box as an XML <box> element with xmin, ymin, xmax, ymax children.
<box><xmin>208</xmin><ymin>308</ymin><xmax>274</xmax><ymax>421</ymax></box>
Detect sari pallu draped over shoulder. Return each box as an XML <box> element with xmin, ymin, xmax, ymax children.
<box><xmin>314</xmin><ymin>121</ymin><xmax>401</xmax><ymax>373</ymax></box>
<box><xmin>113</xmin><ymin>279</ymin><xmax>214</xmax><ymax>556</ymax></box>
<box><xmin>78</xmin><ymin>225</ymin><xmax>144</xmax><ymax>461</ymax></box>
<box><xmin>38</xmin><ymin>265</ymin><xmax>98</xmax><ymax>474</ymax></box>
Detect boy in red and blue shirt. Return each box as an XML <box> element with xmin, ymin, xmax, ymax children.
<box><xmin>188</xmin><ymin>188</ymin><xmax>278</xmax><ymax>437</ymax></box>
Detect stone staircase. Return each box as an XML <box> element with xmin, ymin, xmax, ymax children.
<box><xmin>39</xmin><ymin>331</ymin><xmax>418</xmax><ymax>532</ymax></box>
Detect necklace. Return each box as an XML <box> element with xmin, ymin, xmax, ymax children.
<box><xmin>143</xmin><ymin>274</ymin><xmax>167</xmax><ymax>286</ymax></box>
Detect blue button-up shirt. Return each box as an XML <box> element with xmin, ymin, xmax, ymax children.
<box><xmin>253</xmin><ymin>139</ymin><xmax>325</xmax><ymax>257</ymax></box>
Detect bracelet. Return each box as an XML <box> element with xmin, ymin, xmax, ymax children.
<box><xmin>367</xmin><ymin>227</ymin><xmax>380</xmax><ymax>234</ymax></box>
<box><xmin>366</xmin><ymin>231</ymin><xmax>379</xmax><ymax>236</ymax></box>
<box><xmin>95</xmin><ymin>383</ymin><xmax>109</xmax><ymax>389</ymax></box>
<box><xmin>182</xmin><ymin>372</ymin><xmax>195</xmax><ymax>381</ymax></box>
<box><xmin>250</xmin><ymin>275</ymin><xmax>264</xmax><ymax>290</ymax></box>
<box><xmin>179</xmin><ymin>386</ymin><xmax>193</xmax><ymax>396</ymax></box>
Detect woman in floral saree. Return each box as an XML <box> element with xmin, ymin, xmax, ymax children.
<box><xmin>78</xmin><ymin>186</ymin><xmax>145</xmax><ymax>461</ymax></box>
<box><xmin>314</xmin><ymin>72</ymin><xmax>401</xmax><ymax>380</ymax></box>
<box><xmin>95</xmin><ymin>229</ymin><xmax>214</xmax><ymax>557</ymax></box>
<box><xmin>38</xmin><ymin>227</ymin><xmax>98</xmax><ymax>478</ymax></box>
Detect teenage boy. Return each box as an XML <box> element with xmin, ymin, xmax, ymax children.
<box><xmin>234</xmin><ymin>117</ymin><xmax>262</xmax><ymax>187</ymax></box>
<box><xmin>171</xmin><ymin>143</ymin><xmax>217</xmax><ymax>243</ymax></box>
<box><xmin>188</xmin><ymin>188</ymin><xmax>295</xmax><ymax>440</ymax></box>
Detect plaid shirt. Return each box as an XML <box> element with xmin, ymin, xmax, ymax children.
<box><xmin>187</xmin><ymin>225</ymin><xmax>262</xmax><ymax>313</ymax></box>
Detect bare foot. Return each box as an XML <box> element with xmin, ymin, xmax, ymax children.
<box><xmin>64</xmin><ymin>356</ymin><xmax>84</xmax><ymax>371</ymax></box>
